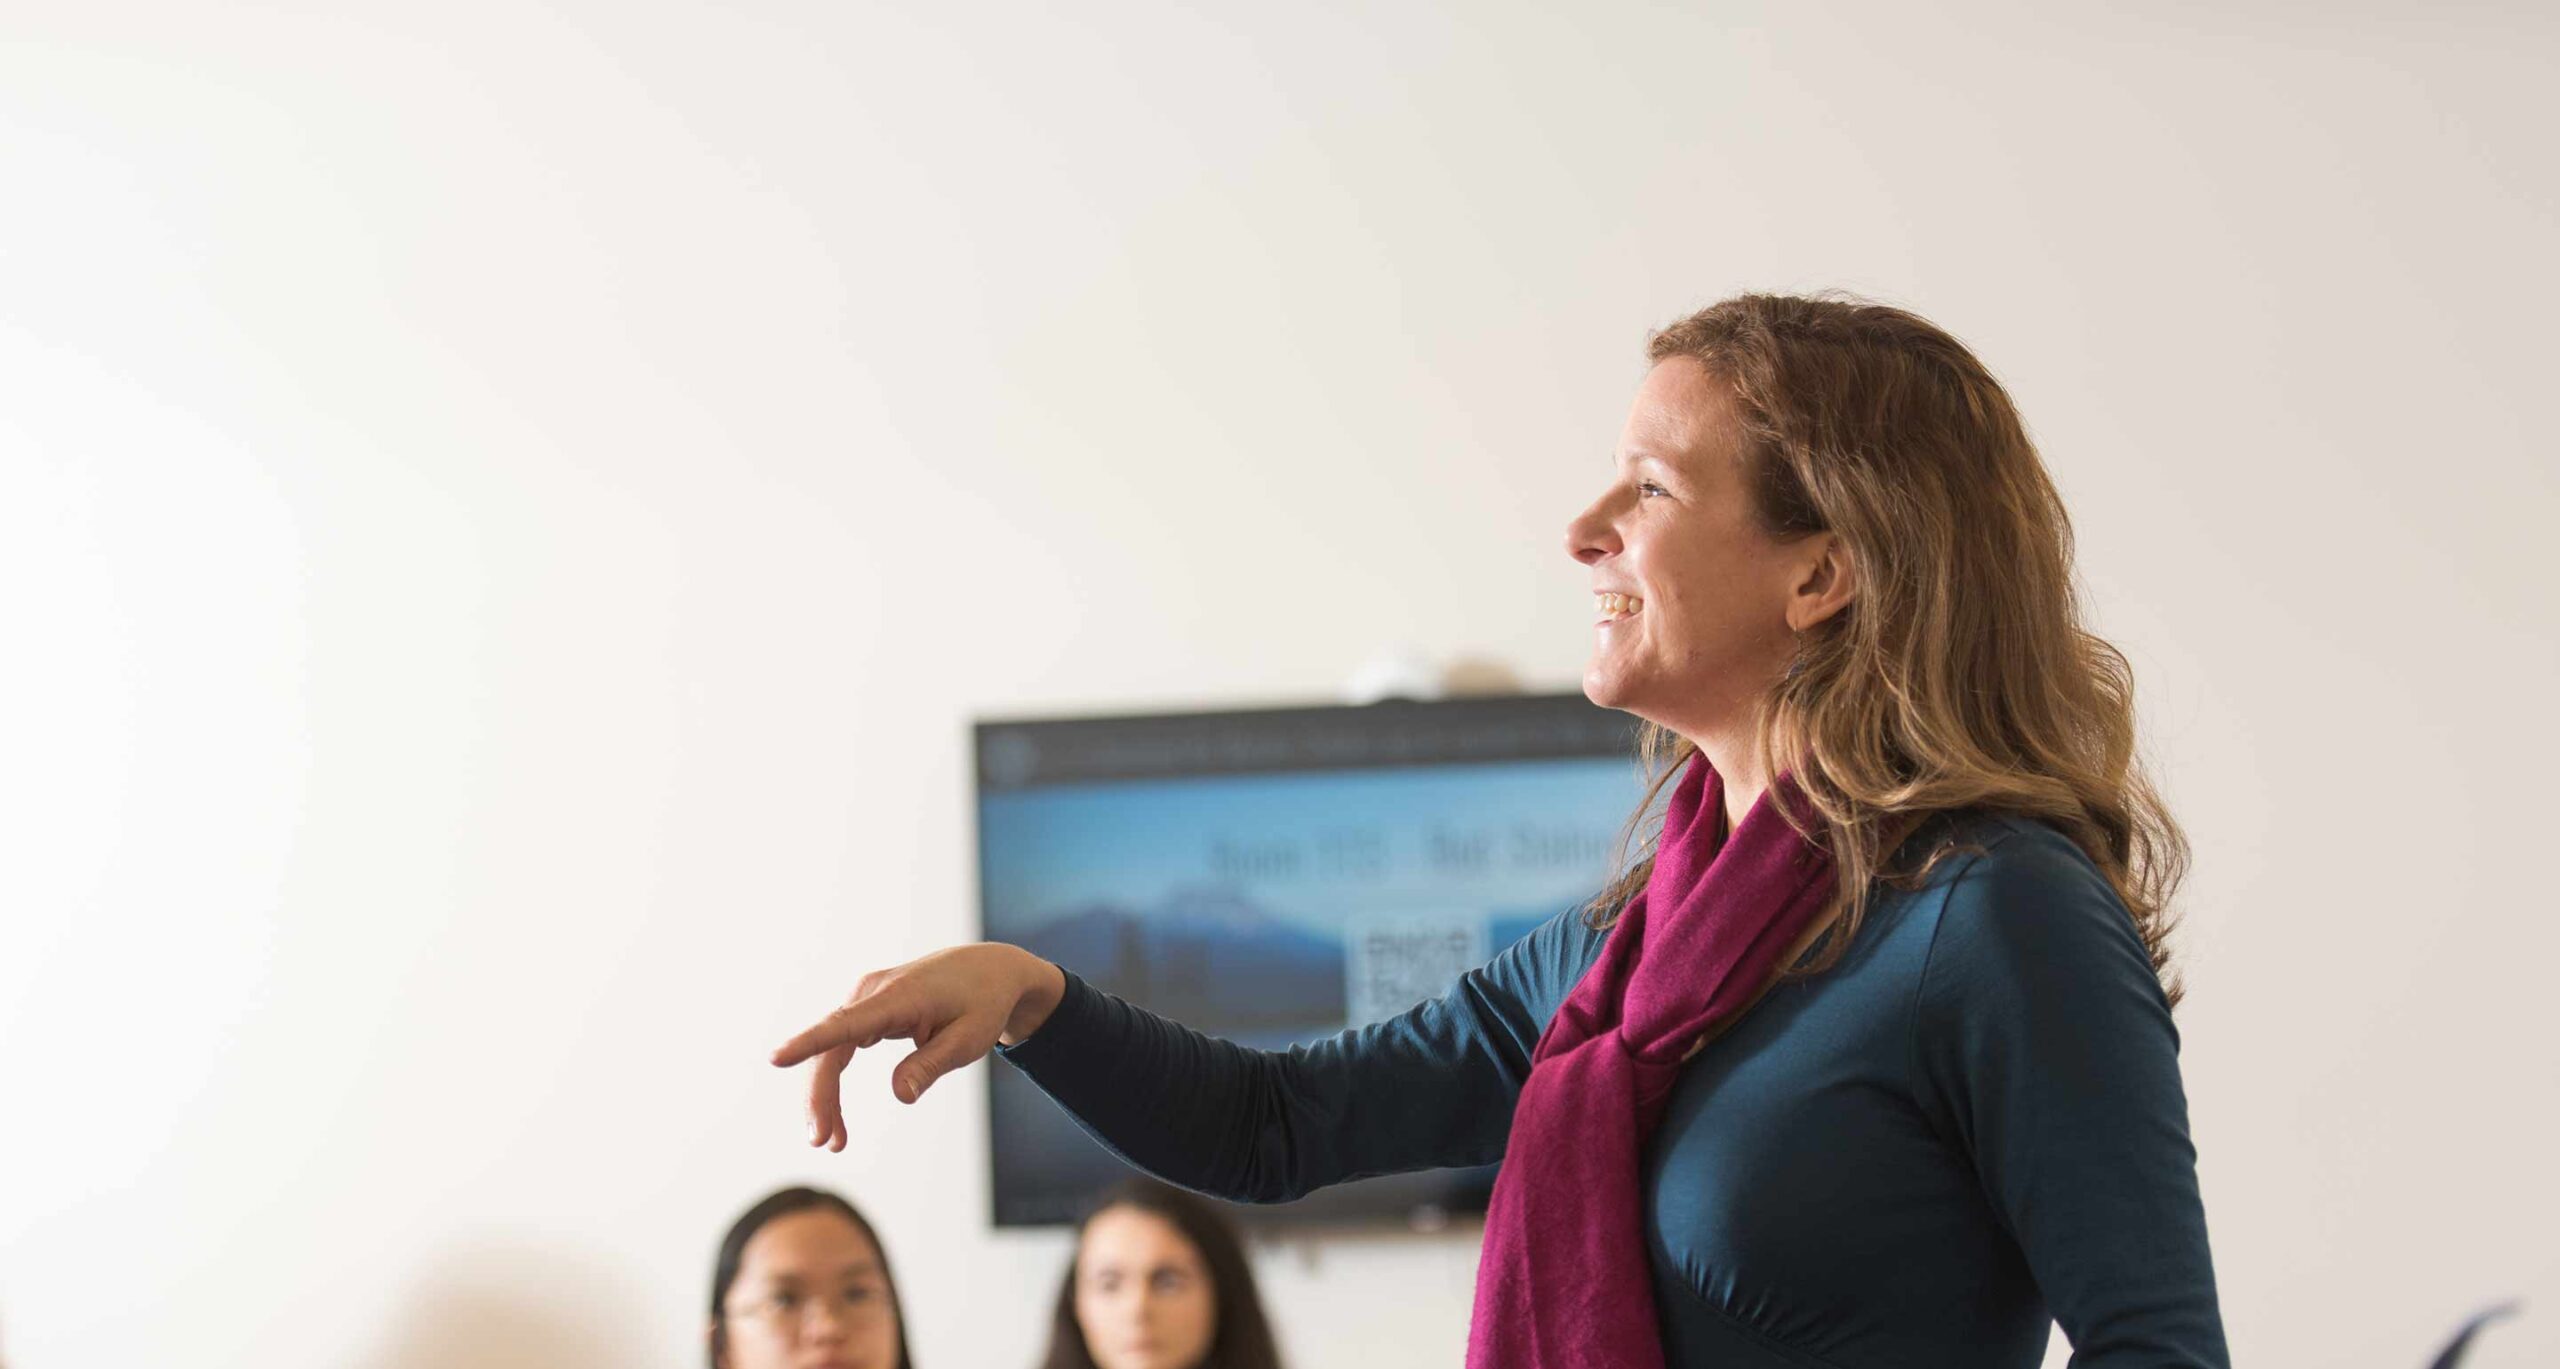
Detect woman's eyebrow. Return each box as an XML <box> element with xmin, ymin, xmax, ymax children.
<box><xmin>758</xmin><ymin>1256</ymin><xmax>880</xmax><ymax>1282</ymax></box>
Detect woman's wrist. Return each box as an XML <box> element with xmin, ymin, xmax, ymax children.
<box><xmin>999</xmin><ymin>946</ymin><xmax>1067</xmax><ymax>1047</ymax></box>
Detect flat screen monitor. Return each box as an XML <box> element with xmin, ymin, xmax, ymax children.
<box><xmin>975</xmin><ymin>693</ymin><xmax>1645</xmax><ymax>1229</ymax></box>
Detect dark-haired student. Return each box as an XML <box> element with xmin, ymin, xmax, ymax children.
<box><xmin>1040</xmin><ymin>1178</ymin><xmax>1284</xmax><ymax>1369</ymax></box>
<box><xmin>709</xmin><ymin>1186</ymin><xmax>913</xmax><ymax>1369</ymax></box>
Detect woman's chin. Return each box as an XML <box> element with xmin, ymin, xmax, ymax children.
<box><xmin>1582</xmin><ymin>670</ymin><xmax>1638</xmax><ymax>714</ymax></box>
<box><xmin>1584</xmin><ymin>675</ymin><xmax>1693</xmax><ymax>739</ymax></box>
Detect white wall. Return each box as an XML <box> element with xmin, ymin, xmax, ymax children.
<box><xmin>4</xmin><ymin>2</ymin><xmax>2555</xmax><ymax>1365</ymax></box>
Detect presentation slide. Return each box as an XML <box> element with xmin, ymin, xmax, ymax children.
<box><xmin>981</xmin><ymin>750</ymin><xmax>1643</xmax><ymax>1226</ymax></box>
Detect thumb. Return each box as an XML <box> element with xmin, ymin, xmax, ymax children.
<box><xmin>894</xmin><ymin>1014</ymin><xmax>1003</xmax><ymax>1104</ymax></box>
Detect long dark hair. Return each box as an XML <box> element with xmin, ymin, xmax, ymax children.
<box><xmin>708</xmin><ymin>1185</ymin><xmax>914</xmax><ymax>1369</ymax></box>
<box><xmin>1039</xmin><ymin>1178</ymin><xmax>1284</xmax><ymax>1369</ymax></box>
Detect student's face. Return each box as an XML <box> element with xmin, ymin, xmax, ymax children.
<box><xmin>1073</xmin><ymin>1206</ymin><xmax>1218</xmax><ymax>1369</ymax></box>
<box><xmin>715</xmin><ymin>1210</ymin><xmax>901</xmax><ymax>1369</ymax></box>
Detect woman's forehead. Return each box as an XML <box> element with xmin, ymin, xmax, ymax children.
<box><xmin>1623</xmin><ymin>358</ymin><xmax>1741</xmax><ymax>468</ymax></box>
<box><xmin>1082</xmin><ymin>1206</ymin><xmax>1206</xmax><ymax>1262</ymax></box>
<box><xmin>741</xmin><ymin>1210</ymin><xmax>880</xmax><ymax>1277</ymax></box>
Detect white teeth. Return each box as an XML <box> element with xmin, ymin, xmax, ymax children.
<box><xmin>1596</xmin><ymin>592</ymin><xmax>1644</xmax><ymax>619</ymax></box>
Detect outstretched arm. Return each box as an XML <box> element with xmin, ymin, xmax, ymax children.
<box><xmin>772</xmin><ymin>912</ymin><xmax>1603</xmax><ymax>1200</ymax></box>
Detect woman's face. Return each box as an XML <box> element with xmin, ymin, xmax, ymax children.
<box><xmin>1073</xmin><ymin>1205</ymin><xmax>1218</xmax><ymax>1369</ymax></box>
<box><xmin>716</xmin><ymin>1209</ymin><xmax>901</xmax><ymax>1369</ymax></box>
<box><xmin>1567</xmin><ymin>356</ymin><xmax>1832</xmax><ymax>741</ymax></box>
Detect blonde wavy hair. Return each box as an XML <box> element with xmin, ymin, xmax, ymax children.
<box><xmin>1587</xmin><ymin>293</ymin><xmax>2189</xmax><ymax>1004</ymax></box>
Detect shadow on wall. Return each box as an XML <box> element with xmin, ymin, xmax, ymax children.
<box><xmin>359</xmin><ymin>1242</ymin><xmax>655</xmax><ymax>1369</ymax></box>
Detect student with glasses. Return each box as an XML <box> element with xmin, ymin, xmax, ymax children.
<box><xmin>709</xmin><ymin>1186</ymin><xmax>913</xmax><ymax>1369</ymax></box>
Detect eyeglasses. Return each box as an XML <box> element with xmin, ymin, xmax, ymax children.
<box><xmin>727</xmin><ymin>1284</ymin><xmax>892</xmax><ymax>1332</ymax></box>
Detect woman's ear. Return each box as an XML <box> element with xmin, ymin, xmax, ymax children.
<box><xmin>1786</xmin><ymin>535</ymin><xmax>1857</xmax><ymax>632</ymax></box>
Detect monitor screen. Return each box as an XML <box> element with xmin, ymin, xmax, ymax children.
<box><xmin>975</xmin><ymin>694</ymin><xmax>1645</xmax><ymax>1228</ymax></box>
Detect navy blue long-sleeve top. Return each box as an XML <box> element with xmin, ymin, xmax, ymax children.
<box><xmin>999</xmin><ymin>813</ymin><xmax>2228</xmax><ymax>1368</ymax></box>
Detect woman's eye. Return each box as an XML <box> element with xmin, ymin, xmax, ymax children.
<box><xmin>1637</xmin><ymin>481</ymin><xmax>1668</xmax><ymax>499</ymax></box>
<box><xmin>771</xmin><ymin>1290</ymin><xmax>803</xmax><ymax>1311</ymax></box>
<box><xmin>844</xmin><ymin>1283</ymin><xmax>878</xmax><ymax>1304</ymax></box>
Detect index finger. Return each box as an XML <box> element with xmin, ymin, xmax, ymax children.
<box><xmin>771</xmin><ymin>994</ymin><xmax>907</xmax><ymax>1068</ymax></box>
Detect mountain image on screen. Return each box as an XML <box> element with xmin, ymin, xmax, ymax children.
<box><xmin>1015</xmin><ymin>885</ymin><xmax>1347</xmax><ymax>1030</ymax></box>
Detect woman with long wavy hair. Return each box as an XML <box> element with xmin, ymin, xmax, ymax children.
<box><xmin>773</xmin><ymin>293</ymin><xmax>2226</xmax><ymax>1368</ymax></box>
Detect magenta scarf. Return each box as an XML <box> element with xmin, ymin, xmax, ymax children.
<box><xmin>1466</xmin><ymin>755</ymin><xmax>1837</xmax><ymax>1369</ymax></box>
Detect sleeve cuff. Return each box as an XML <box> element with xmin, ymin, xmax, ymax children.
<box><xmin>995</xmin><ymin>966</ymin><xmax>1098</xmax><ymax>1076</ymax></box>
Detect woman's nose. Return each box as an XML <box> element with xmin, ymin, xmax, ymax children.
<box><xmin>802</xmin><ymin>1306</ymin><xmax>850</xmax><ymax>1345</ymax></box>
<box><xmin>1566</xmin><ymin>500</ymin><xmax>1619</xmax><ymax>565</ymax></box>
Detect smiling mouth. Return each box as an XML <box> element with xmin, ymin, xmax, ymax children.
<box><xmin>1596</xmin><ymin>591</ymin><xmax>1644</xmax><ymax>624</ymax></box>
